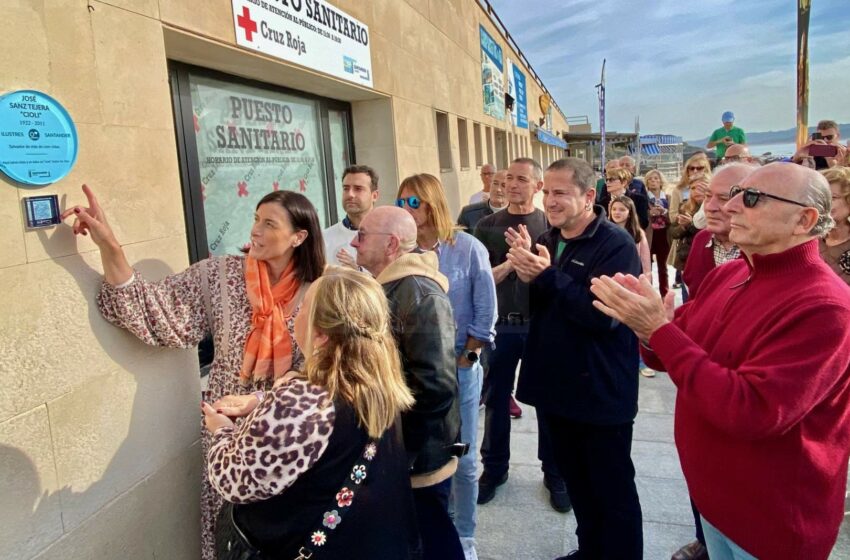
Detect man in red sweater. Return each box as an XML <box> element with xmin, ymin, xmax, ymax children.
<box><xmin>682</xmin><ymin>163</ymin><xmax>757</xmax><ymax>299</ymax></box>
<box><xmin>590</xmin><ymin>163</ymin><xmax>850</xmax><ymax>559</ymax></box>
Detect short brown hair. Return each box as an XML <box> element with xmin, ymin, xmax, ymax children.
<box><xmin>512</xmin><ymin>157</ymin><xmax>543</xmax><ymax>181</ymax></box>
<box><xmin>816</xmin><ymin>120</ymin><xmax>839</xmax><ymax>131</ymax></box>
<box><xmin>606</xmin><ymin>167</ymin><xmax>633</xmax><ymax>185</ymax></box>
<box><xmin>343</xmin><ymin>165</ymin><xmax>379</xmax><ymax>191</ymax></box>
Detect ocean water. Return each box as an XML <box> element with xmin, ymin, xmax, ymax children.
<box><xmin>747</xmin><ymin>141</ymin><xmax>798</xmax><ymax>158</ymax></box>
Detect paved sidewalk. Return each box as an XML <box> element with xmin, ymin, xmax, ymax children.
<box><xmin>474</xmin><ymin>372</ymin><xmax>850</xmax><ymax>559</ymax></box>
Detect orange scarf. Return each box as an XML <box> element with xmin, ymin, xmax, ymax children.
<box><xmin>240</xmin><ymin>256</ymin><xmax>300</xmax><ymax>384</ymax></box>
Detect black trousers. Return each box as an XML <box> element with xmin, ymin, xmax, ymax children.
<box><xmin>411</xmin><ymin>480</ymin><xmax>464</xmax><ymax>560</ymax></box>
<box><xmin>481</xmin><ymin>326</ymin><xmax>560</xmax><ymax>479</ymax></box>
<box><xmin>544</xmin><ymin>414</ymin><xmax>644</xmax><ymax>559</ymax></box>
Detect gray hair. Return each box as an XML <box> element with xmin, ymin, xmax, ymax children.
<box><xmin>547</xmin><ymin>157</ymin><xmax>597</xmax><ymax>193</ymax></box>
<box><xmin>512</xmin><ymin>157</ymin><xmax>543</xmax><ymax>181</ymax></box>
<box><xmin>803</xmin><ymin>171</ymin><xmax>835</xmax><ymax>237</ymax></box>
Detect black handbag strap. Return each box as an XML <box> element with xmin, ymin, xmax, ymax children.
<box><xmin>292</xmin><ymin>437</ymin><xmax>380</xmax><ymax>559</ymax></box>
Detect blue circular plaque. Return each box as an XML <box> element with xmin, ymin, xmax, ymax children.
<box><xmin>0</xmin><ymin>90</ymin><xmax>79</xmax><ymax>186</ymax></box>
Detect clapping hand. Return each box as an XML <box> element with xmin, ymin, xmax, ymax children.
<box><xmin>589</xmin><ymin>273</ymin><xmax>676</xmax><ymax>342</ymax></box>
<box><xmin>336</xmin><ymin>248</ymin><xmax>357</xmax><ymax>269</ymax></box>
<box><xmin>505</xmin><ymin>224</ymin><xmax>533</xmax><ymax>250</ymax></box>
<box><xmin>506</xmin><ymin>244</ymin><xmax>551</xmax><ymax>283</ymax></box>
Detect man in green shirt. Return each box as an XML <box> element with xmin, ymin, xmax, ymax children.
<box><xmin>706</xmin><ymin>111</ymin><xmax>746</xmax><ymax>160</ymax></box>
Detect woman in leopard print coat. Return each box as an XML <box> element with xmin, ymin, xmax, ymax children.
<box><xmin>203</xmin><ymin>267</ymin><xmax>417</xmax><ymax>558</ymax></box>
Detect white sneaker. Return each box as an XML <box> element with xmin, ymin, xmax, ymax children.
<box><xmin>460</xmin><ymin>537</ymin><xmax>479</xmax><ymax>560</ymax></box>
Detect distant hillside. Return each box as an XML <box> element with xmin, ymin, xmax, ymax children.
<box><xmin>688</xmin><ymin>123</ymin><xmax>849</xmax><ymax>146</ymax></box>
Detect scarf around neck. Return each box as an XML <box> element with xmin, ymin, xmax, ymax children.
<box><xmin>240</xmin><ymin>256</ymin><xmax>300</xmax><ymax>384</ymax></box>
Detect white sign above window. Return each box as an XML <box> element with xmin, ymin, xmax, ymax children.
<box><xmin>231</xmin><ymin>0</ymin><xmax>373</xmax><ymax>88</ymax></box>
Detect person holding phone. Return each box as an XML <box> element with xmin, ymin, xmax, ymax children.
<box><xmin>792</xmin><ymin>120</ymin><xmax>847</xmax><ymax>170</ymax></box>
<box><xmin>706</xmin><ymin>111</ymin><xmax>747</xmax><ymax>162</ymax></box>
<box><xmin>667</xmin><ymin>154</ymin><xmax>712</xmax><ymax>293</ymax></box>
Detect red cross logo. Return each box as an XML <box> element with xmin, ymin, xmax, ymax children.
<box><xmin>237</xmin><ymin>6</ymin><xmax>258</xmax><ymax>42</ymax></box>
<box><xmin>237</xmin><ymin>181</ymin><xmax>249</xmax><ymax>197</ymax></box>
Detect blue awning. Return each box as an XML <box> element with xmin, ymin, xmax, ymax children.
<box><xmin>536</xmin><ymin>128</ymin><xmax>567</xmax><ymax>149</ymax></box>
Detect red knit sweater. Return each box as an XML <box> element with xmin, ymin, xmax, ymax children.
<box><xmin>681</xmin><ymin>229</ymin><xmax>718</xmax><ymax>298</ymax></box>
<box><xmin>643</xmin><ymin>240</ymin><xmax>850</xmax><ymax>559</ymax></box>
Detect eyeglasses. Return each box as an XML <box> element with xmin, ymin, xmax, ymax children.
<box><xmin>605</xmin><ymin>177</ymin><xmax>620</xmax><ymax>182</ymax></box>
<box><xmin>820</xmin><ymin>134</ymin><xmax>836</xmax><ymax>141</ymax></box>
<box><xmin>356</xmin><ymin>230</ymin><xmax>393</xmax><ymax>243</ymax></box>
<box><xmin>723</xmin><ymin>156</ymin><xmax>742</xmax><ymax>162</ymax></box>
<box><xmin>728</xmin><ymin>185</ymin><xmax>808</xmax><ymax>209</ymax></box>
<box><xmin>687</xmin><ymin>166</ymin><xmax>706</xmax><ymax>172</ymax></box>
<box><xmin>396</xmin><ymin>196</ymin><xmax>421</xmax><ymax>209</ymax></box>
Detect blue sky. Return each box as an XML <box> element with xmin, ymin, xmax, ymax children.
<box><xmin>488</xmin><ymin>0</ymin><xmax>850</xmax><ymax>141</ymax></box>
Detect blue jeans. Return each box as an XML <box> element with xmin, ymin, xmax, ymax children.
<box><xmin>701</xmin><ymin>516</ymin><xmax>757</xmax><ymax>560</ymax></box>
<box><xmin>451</xmin><ymin>362</ymin><xmax>483</xmax><ymax>539</ymax></box>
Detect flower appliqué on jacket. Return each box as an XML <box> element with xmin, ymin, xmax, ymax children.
<box><xmin>351</xmin><ymin>464</ymin><xmax>367</xmax><ymax>484</ymax></box>
<box><xmin>336</xmin><ymin>487</ymin><xmax>354</xmax><ymax>508</ymax></box>
<box><xmin>311</xmin><ymin>531</ymin><xmax>327</xmax><ymax>546</ymax></box>
<box><xmin>322</xmin><ymin>510</ymin><xmax>341</xmax><ymax>530</ymax></box>
<box><xmin>363</xmin><ymin>442</ymin><xmax>377</xmax><ymax>461</ymax></box>
<box><xmin>839</xmin><ymin>249</ymin><xmax>850</xmax><ymax>275</ymax></box>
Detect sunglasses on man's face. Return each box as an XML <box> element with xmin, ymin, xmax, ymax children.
<box><xmin>728</xmin><ymin>185</ymin><xmax>808</xmax><ymax>209</ymax></box>
<box><xmin>396</xmin><ymin>195</ymin><xmax>421</xmax><ymax>209</ymax></box>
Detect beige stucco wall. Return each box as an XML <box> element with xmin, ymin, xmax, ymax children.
<box><xmin>1</xmin><ymin>2</ymin><xmax>201</xmax><ymax>559</ymax></box>
<box><xmin>0</xmin><ymin>1</ymin><xmax>569</xmax><ymax>558</ymax></box>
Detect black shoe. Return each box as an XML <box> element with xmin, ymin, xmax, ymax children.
<box><xmin>554</xmin><ymin>551</ymin><xmax>581</xmax><ymax>560</ymax></box>
<box><xmin>543</xmin><ymin>474</ymin><xmax>572</xmax><ymax>513</ymax></box>
<box><xmin>477</xmin><ymin>471</ymin><xmax>508</xmax><ymax>504</ymax></box>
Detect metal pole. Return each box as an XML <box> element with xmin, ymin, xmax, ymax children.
<box><xmin>796</xmin><ymin>0</ymin><xmax>810</xmax><ymax>149</ymax></box>
<box><xmin>634</xmin><ymin>116</ymin><xmax>641</xmax><ymax>174</ymax></box>
<box><xmin>596</xmin><ymin>59</ymin><xmax>606</xmax><ymax>173</ymax></box>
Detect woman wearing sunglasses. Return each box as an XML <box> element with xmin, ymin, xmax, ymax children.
<box><xmin>396</xmin><ymin>174</ymin><xmax>497</xmax><ymax>560</ymax></box>
<box><xmin>668</xmin><ymin>154</ymin><xmax>712</xmax><ymax>294</ymax></box>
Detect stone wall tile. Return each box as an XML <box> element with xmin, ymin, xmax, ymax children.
<box><xmin>90</xmin><ymin>2</ymin><xmax>172</xmax><ymax>129</ymax></box>
<box><xmin>48</xmin><ymin>349</ymin><xmax>200</xmax><ymax>530</ymax></box>
<box><xmin>0</xmin><ymin>406</ymin><xmax>64</xmax><ymax>559</ymax></box>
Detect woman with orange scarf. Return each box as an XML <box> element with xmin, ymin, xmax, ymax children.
<box><xmin>63</xmin><ymin>186</ymin><xmax>325</xmax><ymax>560</ymax></box>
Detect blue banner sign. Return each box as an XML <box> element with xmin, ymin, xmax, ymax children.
<box><xmin>480</xmin><ymin>26</ymin><xmax>504</xmax><ymax>120</ymax></box>
<box><xmin>0</xmin><ymin>90</ymin><xmax>78</xmax><ymax>186</ymax></box>
<box><xmin>511</xmin><ymin>62</ymin><xmax>528</xmax><ymax>128</ymax></box>
<box><xmin>536</xmin><ymin>127</ymin><xmax>567</xmax><ymax>149</ymax></box>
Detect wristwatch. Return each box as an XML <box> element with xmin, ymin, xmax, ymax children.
<box><xmin>464</xmin><ymin>349</ymin><xmax>479</xmax><ymax>363</ymax></box>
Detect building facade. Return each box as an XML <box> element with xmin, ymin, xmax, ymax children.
<box><xmin>0</xmin><ymin>1</ymin><xmax>568</xmax><ymax>558</ymax></box>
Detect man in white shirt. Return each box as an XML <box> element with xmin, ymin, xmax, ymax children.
<box><xmin>469</xmin><ymin>164</ymin><xmax>496</xmax><ymax>204</ymax></box>
<box><xmin>323</xmin><ymin>165</ymin><xmax>379</xmax><ymax>267</ymax></box>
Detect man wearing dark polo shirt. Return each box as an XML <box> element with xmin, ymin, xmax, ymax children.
<box><xmin>473</xmin><ymin>157</ymin><xmax>569</xmax><ymax>513</ymax></box>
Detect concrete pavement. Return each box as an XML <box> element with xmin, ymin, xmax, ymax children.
<box><xmin>474</xmin><ymin>371</ymin><xmax>850</xmax><ymax>559</ymax></box>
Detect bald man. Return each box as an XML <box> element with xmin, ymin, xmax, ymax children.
<box><xmin>591</xmin><ymin>163</ymin><xmax>850</xmax><ymax>559</ymax></box>
<box><xmin>470</xmin><ymin>163</ymin><xmax>496</xmax><ymax>204</ymax></box>
<box><xmin>352</xmin><ymin>206</ymin><xmax>464</xmax><ymax>559</ymax></box>
<box><xmin>722</xmin><ymin>143</ymin><xmax>754</xmax><ymax>164</ymax></box>
<box><xmin>619</xmin><ymin>155</ymin><xmax>648</xmax><ymax>197</ymax></box>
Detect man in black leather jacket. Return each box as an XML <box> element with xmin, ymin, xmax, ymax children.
<box><xmin>352</xmin><ymin>206</ymin><xmax>463</xmax><ymax>560</ymax></box>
